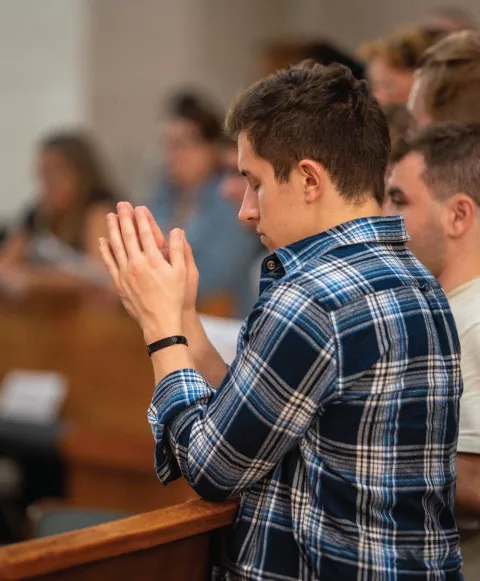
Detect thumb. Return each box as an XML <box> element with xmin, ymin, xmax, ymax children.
<box><xmin>169</xmin><ymin>229</ymin><xmax>185</xmax><ymax>271</ymax></box>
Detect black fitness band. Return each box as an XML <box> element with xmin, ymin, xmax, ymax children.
<box><xmin>147</xmin><ymin>335</ymin><xmax>188</xmax><ymax>357</ymax></box>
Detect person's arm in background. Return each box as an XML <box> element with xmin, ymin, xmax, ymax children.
<box><xmin>83</xmin><ymin>202</ymin><xmax>118</xmax><ymax>261</ymax></box>
<box><xmin>455</xmin><ymin>323</ymin><xmax>480</xmax><ymax>515</ymax></box>
<box><xmin>0</xmin><ymin>204</ymin><xmax>116</xmax><ymax>298</ymax></box>
<box><xmin>0</xmin><ymin>227</ymin><xmax>80</xmax><ymax>295</ymax></box>
<box><xmin>456</xmin><ymin>454</ymin><xmax>480</xmax><ymax>514</ymax></box>
<box><xmin>0</xmin><ymin>229</ymin><xmax>29</xmax><ymax>270</ymax></box>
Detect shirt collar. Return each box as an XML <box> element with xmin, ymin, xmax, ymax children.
<box><xmin>268</xmin><ymin>216</ymin><xmax>409</xmax><ymax>275</ymax></box>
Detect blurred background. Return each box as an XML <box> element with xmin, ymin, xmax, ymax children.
<box><xmin>2</xmin><ymin>0</ymin><xmax>478</xmax><ymax>228</ymax></box>
<box><xmin>0</xmin><ymin>0</ymin><xmax>478</xmax><ymax>559</ymax></box>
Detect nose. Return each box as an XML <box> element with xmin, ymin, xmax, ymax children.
<box><xmin>238</xmin><ymin>185</ymin><xmax>260</xmax><ymax>224</ymax></box>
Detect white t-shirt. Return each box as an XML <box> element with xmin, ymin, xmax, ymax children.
<box><xmin>448</xmin><ymin>277</ymin><xmax>480</xmax><ymax>454</ymax></box>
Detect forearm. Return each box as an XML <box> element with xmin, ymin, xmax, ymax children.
<box><xmin>456</xmin><ymin>453</ymin><xmax>480</xmax><ymax>515</ymax></box>
<box><xmin>182</xmin><ymin>308</ymin><xmax>228</xmax><ymax>387</ymax></box>
<box><xmin>0</xmin><ymin>230</ymin><xmax>28</xmax><ymax>270</ymax></box>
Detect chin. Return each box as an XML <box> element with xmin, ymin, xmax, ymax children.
<box><xmin>261</xmin><ymin>235</ymin><xmax>272</xmax><ymax>252</ymax></box>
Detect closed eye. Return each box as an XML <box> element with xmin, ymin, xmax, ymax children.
<box><xmin>387</xmin><ymin>187</ymin><xmax>408</xmax><ymax>207</ymax></box>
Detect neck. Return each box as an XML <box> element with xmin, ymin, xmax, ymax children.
<box><xmin>313</xmin><ymin>197</ymin><xmax>382</xmax><ymax>234</ymax></box>
<box><xmin>438</xmin><ymin>238</ymin><xmax>480</xmax><ymax>294</ymax></box>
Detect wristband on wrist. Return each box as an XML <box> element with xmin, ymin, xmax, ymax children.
<box><xmin>147</xmin><ymin>335</ymin><xmax>188</xmax><ymax>357</ymax></box>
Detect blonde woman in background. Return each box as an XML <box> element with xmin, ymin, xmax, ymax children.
<box><xmin>359</xmin><ymin>27</ymin><xmax>438</xmax><ymax>106</ymax></box>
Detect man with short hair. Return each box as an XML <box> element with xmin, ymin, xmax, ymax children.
<box><xmin>101</xmin><ymin>63</ymin><xmax>462</xmax><ymax>579</ymax></box>
<box><xmin>409</xmin><ymin>30</ymin><xmax>480</xmax><ymax>127</ymax></box>
<box><xmin>384</xmin><ymin>122</ymin><xmax>480</xmax><ymax>579</ymax></box>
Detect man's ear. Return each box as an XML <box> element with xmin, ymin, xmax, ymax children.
<box><xmin>444</xmin><ymin>193</ymin><xmax>477</xmax><ymax>239</ymax></box>
<box><xmin>297</xmin><ymin>159</ymin><xmax>325</xmax><ymax>203</ymax></box>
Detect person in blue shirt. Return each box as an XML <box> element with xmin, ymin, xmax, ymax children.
<box><xmin>101</xmin><ymin>62</ymin><xmax>462</xmax><ymax>580</ymax></box>
<box><xmin>150</xmin><ymin>91</ymin><xmax>260</xmax><ymax>317</ymax></box>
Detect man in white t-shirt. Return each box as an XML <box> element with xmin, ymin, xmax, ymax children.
<box><xmin>384</xmin><ymin>122</ymin><xmax>480</xmax><ymax>578</ymax></box>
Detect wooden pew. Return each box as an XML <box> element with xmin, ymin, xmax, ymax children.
<box><xmin>59</xmin><ymin>425</ymin><xmax>197</xmax><ymax>513</ymax></box>
<box><xmin>0</xmin><ymin>498</ymin><xmax>238</xmax><ymax>580</ymax></box>
<box><xmin>0</xmin><ymin>291</ymin><xmax>195</xmax><ymax>513</ymax></box>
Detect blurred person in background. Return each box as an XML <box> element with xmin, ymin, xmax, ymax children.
<box><xmin>150</xmin><ymin>91</ymin><xmax>259</xmax><ymax>318</ymax></box>
<box><xmin>0</xmin><ymin>131</ymin><xmax>117</xmax><ymax>298</ymax></box>
<box><xmin>382</xmin><ymin>103</ymin><xmax>412</xmax><ymax>143</ymax></box>
<box><xmin>384</xmin><ymin>123</ymin><xmax>480</xmax><ymax>581</ymax></box>
<box><xmin>359</xmin><ymin>27</ymin><xmax>437</xmax><ymax>106</ymax></box>
<box><xmin>421</xmin><ymin>6</ymin><xmax>477</xmax><ymax>35</ymax></box>
<box><xmin>219</xmin><ymin>136</ymin><xmax>265</xmax><ymax>307</ymax></box>
<box><xmin>408</xmin><ymin>30</ymin><xmax>480</xmax><ymax>128</ymax></box>
<box><xmin>220</xmin><ymin>136</ymin><xmax>246</xmax><ymax>207</ymax></box>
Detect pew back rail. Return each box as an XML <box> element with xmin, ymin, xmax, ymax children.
<box><xmin>0</xmin><ymin>499</ymin><xmax>238</xmax><ymax>581</ymax></box>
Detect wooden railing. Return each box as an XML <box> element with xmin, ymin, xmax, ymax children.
<box><xmin>0</xmin><ymin>499</ymin><xmax>238</xmax><ymax>581</ymax></box>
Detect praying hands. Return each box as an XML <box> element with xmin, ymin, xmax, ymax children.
<box><xmin>99</xmin><ymin>201</ymin><xmax>198</xmax><ymax>344</ymax></box>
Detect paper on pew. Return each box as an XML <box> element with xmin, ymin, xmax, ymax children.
<box><xmin>0</xmin><ymin>370</ymin><xmax>68</xmax><ymax>423</ymax></box>
<box><xmin>31</xmin><ymin>234</ymin><xmax>113</xmax><ymax>288</ymax></box>
<box><xmin>200</xmin><ymin>315</ymin><xmax>244</xmax><ymax>364</ymax></box>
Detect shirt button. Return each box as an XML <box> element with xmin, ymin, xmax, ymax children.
<box><xmin>267</xmin><ymin>260</ymin><xmax>276</xmax><ymax>271</ymax></box>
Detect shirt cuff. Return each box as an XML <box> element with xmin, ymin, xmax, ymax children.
<box><xmin>147</xmin><ymin>368</ymin><xmax>214</xmax><ymax>485</ymax></box>
<box><xmin>457</xmin><ymin>433</ymin><xmax>480</xmax><ymax>455</ymax></box>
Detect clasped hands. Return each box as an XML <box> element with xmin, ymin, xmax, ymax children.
<box><xmin>99</xmin><ymin>202</ymin><xmax>199</xmax><ymax>344</ymax></box>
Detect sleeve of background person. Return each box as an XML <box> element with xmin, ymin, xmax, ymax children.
<box><xmin>195</xmin><ymin>196</ymin><xmax>260</xmax><ymax>316</ymax></box>
<box><xmin>456</xmin><ymin>322</ymin><xmax>480</xmax><ymax>513</ymax></box>
<box><xmin>147</xmin><ymin>281</ymin><xmax>336</xmax><ymax>501</ymax></box>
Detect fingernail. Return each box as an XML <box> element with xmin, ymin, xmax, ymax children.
<box><xmin>173</xmin><ymin>228</ymin><xmax>183</xmax><ymax>240</ymax></box>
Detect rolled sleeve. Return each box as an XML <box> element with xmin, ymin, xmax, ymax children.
<box><xmin>147</xmin><ymin>369</ymin><xmax>215</xmax><ymax>485</ymax></box>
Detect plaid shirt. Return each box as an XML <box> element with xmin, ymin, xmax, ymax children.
<box><xmin>148</xmin><ymin>216</ymin><xmax>463</xmax><ymax>580</ymax></box>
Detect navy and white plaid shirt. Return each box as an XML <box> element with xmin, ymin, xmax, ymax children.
<box><xmin>148</xmin><ymin>216</ymin><xmax>463</xmax><ymax>580</ymax></box>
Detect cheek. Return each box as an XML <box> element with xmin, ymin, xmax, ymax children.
<box><xmin>398</xmin><ymin>208</ymin><xmax>428</xmax><ymax>240</ymax></box>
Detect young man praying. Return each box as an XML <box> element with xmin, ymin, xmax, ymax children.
<box><xmin>101</xmin><ymin>63</ymin><xmax>462</xmax><ymax>580</ymax></box>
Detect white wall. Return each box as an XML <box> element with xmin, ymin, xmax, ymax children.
<box><xmin>0</xmin><ymin>0</ymin><xmax>88</xmax><ymax>222</ymax></box>
<box><xmin>312</xmin><ymin>0</ymin><xmax>480</xmax><ymax>50</ymax></box>
<box><xmin>88</xmin><ymin>0</ymin><xmax>288</xmax><ymax>203</ymax></box>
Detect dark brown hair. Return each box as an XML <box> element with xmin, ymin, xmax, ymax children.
<box><xmin>417</xmin><ymin>31</ymin><xmax>480</xmax><ymax>123</ymax></box>
<box><xmin>38</xmin><ymin>131</ymin><xmax>114</xmax><ymax>246</ymax></box>
<box><xmin>390</xmin><ymin>122</ymin><xmax>480</xmax><ymax>203</ymax></box>
<box><xmin>166</xmin><ymin>91</ymin><xmax>222</xmax><ymax>143</ymax></box>
<box><xmin>225</xmin><ymin>62</ymin><xmax>390</xmax><ymax>203</ymax></box>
